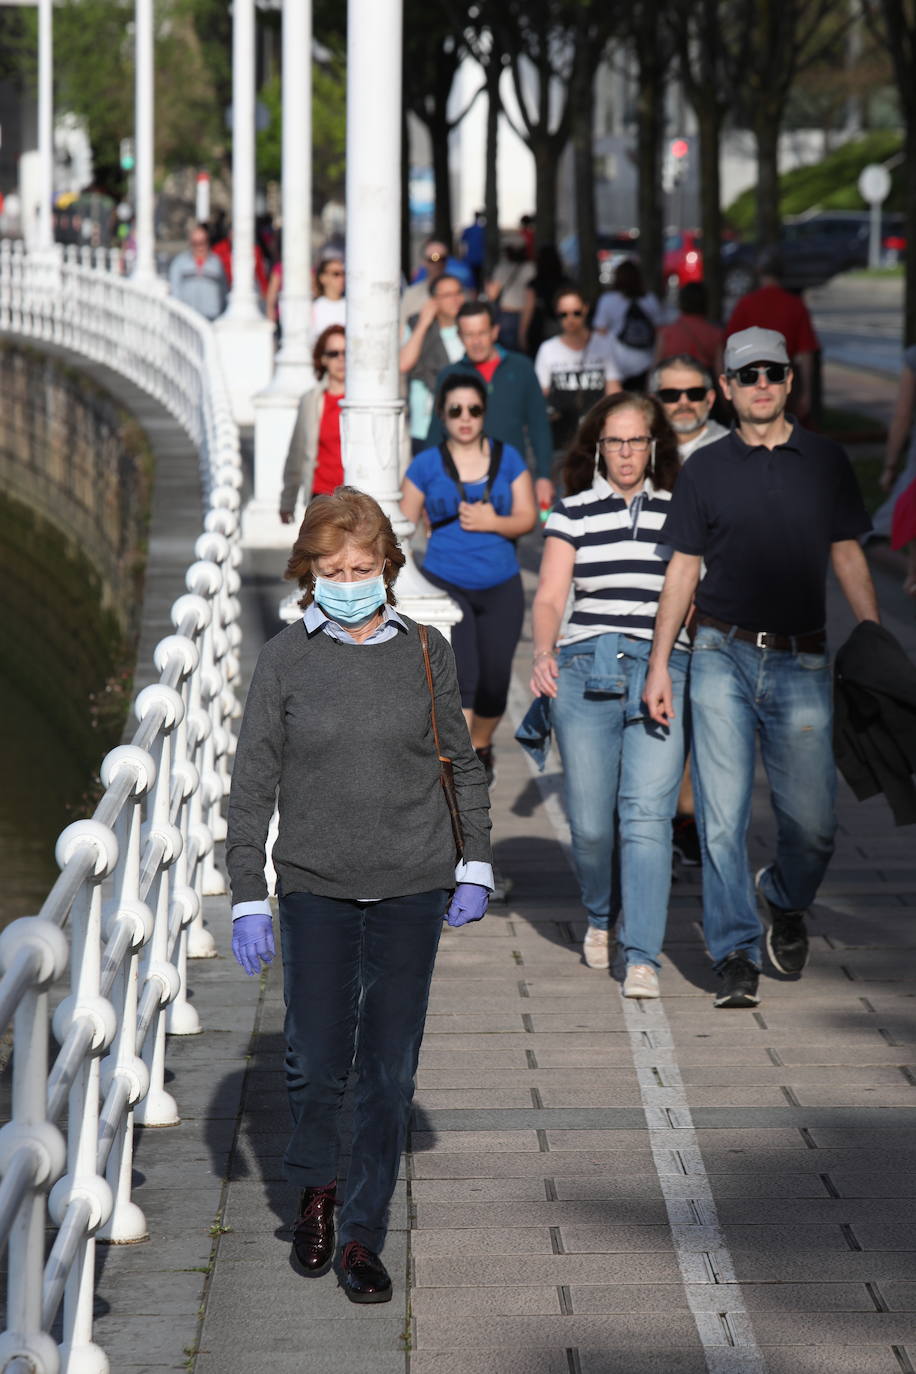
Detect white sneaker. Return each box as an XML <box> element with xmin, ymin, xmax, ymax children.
<box><xmin>583</xmin><ymin>927</ymin><xmax>610</xmax><ymax>969</ymax></box>
<box><xmin>623</xmin><ymin>964</ymin><xmax>660</xmax><ymax>999</ymax></box>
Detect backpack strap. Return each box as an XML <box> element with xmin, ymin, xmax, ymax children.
<box><xmin>428</xmin><ymin>439</ymin><xmax>505</xmax><ymax>531</ymax></box>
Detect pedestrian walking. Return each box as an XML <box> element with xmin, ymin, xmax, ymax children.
<box><xmin>655</xmin><ymin>282</ymin><xmax>724</xmax><ymax>378</ymax></box>
<box><xmin>279</xmin><ymin>325</ymin><xmax>346</xmax><ymax>524</ymax></box>
<box><xmin>874</xmin><ymin>343</ymin><xmax>916</xmax><ymax>551</ymax></box>
<box><xmin>426</xmin><ymin>300</ymin><xmax>555</xmax><ymax>508</ymax></box>
<box><xmin>227</xmin><ymin>488</ymin><xmax>493</xmax><ymax>1305</ymax></box>
<box><xmin>530</xmin><ymin>392</ymin><xmax>688</xmax><ymax>993</ymax></box>
<box><xmin>650</xmin><ymin>353</ymin><xmax>730</xmax><ymax>868</ymax></box>
<box><xmin>168</xmin><ymin>222</ymin><xmax>227</xmax><ymax>321</ymax></box>
<box><xmin>309</xmin><ymin>254</ymin><xmax>346</xmax><ymax>347</ymax></box>
<box><xmin>535</xmin><ymin>286</ymin><xmax>622</xmax><ymax>456</ymax></box>
<box><xmin>644</xmin><ymin>327</ymin><xmax>879</xmax><ymax>1009</ymax></box>
<box><xmin>401</xmin><ymin>238</ymin><xmax>474</xmax><ymax>328</ymax></box>
<box><xmin>593</xmin><ymin>260</ymin><xmax>665</xmax><ymax>391</ymax></box>
<box><xmin>485</xmin><ymin>238</ymin><xmax>536</xmax><ymax>352</ymax></box>
<box><xmin>400</xmin><ymin>274</ymin><xmax>467</xmax><ymax>454</ymax></box>
<box><xmin>402</xmin><ymin>373</ymin><xmax>537</xmax><ymax>781</ymax></box>
<box><xmin>460</xmin><ymin>210</ymin><xmax>487</xmax><ymax>289</ymax></box>
<box><xmin>651</xmin><ymin>355</ymin><xmax>729</xmax><ymax>463</ymax></box>
<box><xmin>726</xmin><ymin>251</ymin><xmax>818</xmax><ymax>423</ymax></box>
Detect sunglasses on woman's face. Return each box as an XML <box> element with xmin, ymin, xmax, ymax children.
<box><xmin>558</xmin><ymin>308</ymin><xmax>584</xmax><ymax>318</ymax></box>
<box><xmin>657</xmin><ymin>386</ymin><xmax>708</xmax><ymax>402</ymax></box>
<box><xmin>323</xmin><ymin>349</ymin><xmax>345</xmax><ymax>359</ymax></box>
<box><xmin>729</xmin><ymin>363</ymin><xmax>789</xmax><ymax>386</ymax></box>
<box><xmin>447</xmin><ymin>403</ymin><xmax>484</xmax><ymax>419</ymax></box>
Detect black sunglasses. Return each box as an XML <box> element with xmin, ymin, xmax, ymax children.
<box><xmin>558</xmin><ymin>308</ymin><xmax>584</xmax><ymax>318</ymax></box>
<box><xmin>729</xmin><ymin>363</ymin><xmax>789</xmax><ymax>386</ymax></box>
<box><xmin>446</xmin><ymin>403</ymin><xmax>484</xmax><ymax>419</ymax></box>
<box><xmin>323</xmin><ymin>349</ymin><xmax>345</xmax><ymax>359</ymax></box>
<box><xmin>657</xmin><ymin>386</ymin><xmax>708</xmax><ymax>403</ymax></box>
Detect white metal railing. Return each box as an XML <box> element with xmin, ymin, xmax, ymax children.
<box><xmin>0</xmin><ymin>241</ymin><xmax>244</xmax><ymax>1373</ymax></box>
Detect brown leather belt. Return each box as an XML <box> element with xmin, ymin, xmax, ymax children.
<box><xmin>696</xmin><ymin>615</ymin><xmax>827</xmax><ymax>654</ymax></box>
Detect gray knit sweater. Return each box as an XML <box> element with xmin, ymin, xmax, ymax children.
<box><xmin>226</xmin><ymin>616</ymin><xmax>492</xmax><ymax>903</ymax></box>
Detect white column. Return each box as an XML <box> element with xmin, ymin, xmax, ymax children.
<box><xmin>330</xmin><ymin>0</ymin><xmax>460</xmax><ymax>636</ymax></box>
<box><xmin>35</xmin><ymin>0</ymin><xmax>54</xmax><ymax>252</ymax></box>
<box><xmin>246</xmin><ymin>0</ymin><xmax>314</xmax><ymax>548</ymax></box>
<box><xmin>215</xmin><ymin>0</ymin><xmax>274</xmax><ymax>425</ymax></box>
<box><xmin>225</xmin><ymin>0</ymin><xmax>261</xmax><ymax>324</ymax></box>
<box><xmin>133</xmin><ymin>0</ymin><xmax>156</xmax><ymax>284</ymax></box>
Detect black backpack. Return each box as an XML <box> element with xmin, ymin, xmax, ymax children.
<box><xmin>617</xmin><ymin>299</ymin><xmax>656</xmax><ymax>351</ymax></box>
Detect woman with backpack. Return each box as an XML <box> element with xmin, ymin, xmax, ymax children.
<box><xmin>401</xmin><ymin>373</ymin><xmax>537</xmax><ymax>782</ymax></box>
<box><xmin>594</xmin><ymin>259</ymin><xmax>665</xmax><ymax>391</ymax></box>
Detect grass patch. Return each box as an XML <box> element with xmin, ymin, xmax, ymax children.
<box><xmin>819</xmin><ymin>407</ymin><xmax>887</xmax><ymax>443</ymax></box>
<box><xmin>849</xmin><ymin>454</ymin><xmax>886</xmax><ymax>514</ymax></box>
<box><xmin>843</xmin><ymin>266</ymin><xmax>905</xmax><ymax>279</ymax></box>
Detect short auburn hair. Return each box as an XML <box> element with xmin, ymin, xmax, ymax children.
<box><xmin>285</xmin><ymin>486</ymin><xmax>406</xmax><ymax>609</ymax></box>
<box><xmin>312</xmin><ymin>324</ymin><xmax>345</xmax><ymax>380</ymax></box>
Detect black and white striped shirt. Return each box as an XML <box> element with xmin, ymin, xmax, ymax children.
<box><xmin>545</xmin><ymin>474</ymin><xmax>689</xmax><ymax>649</ymax></box>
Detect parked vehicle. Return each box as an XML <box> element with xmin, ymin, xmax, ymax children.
<box><xmin>560</xmin><ymin>229</ymin><xmax>640</xmax><ymax>286</ymax></box>
<box><xmin>663</xmin><ymin>230</ymin><xmax>703</xmax><ymax>288</ymax></box>
<box><xmin>722</xmin><ymin>210</ymin><xmax>906</xmax><ymax>298</ymax></box>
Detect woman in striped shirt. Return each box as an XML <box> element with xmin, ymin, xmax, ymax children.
<box><xmin>530</xmin><ymin>393</ymin><xmax>689</xmax><ymax>997</ymax></box>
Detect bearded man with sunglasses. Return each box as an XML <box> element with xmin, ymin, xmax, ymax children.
<box><xmin>644</xmin><ymin>327</ymin><xmax>879</xmax><ymax>1010</ymax></box>
<box><xmin>651</xmin><ymin>355</ymin><xmax>728</xmax><ymax>463</ymax></box>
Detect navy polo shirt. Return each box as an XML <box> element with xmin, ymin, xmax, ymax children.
<box><xmin>660</xmin><ymin>422</ymin><xmax>871</xmax><ymax>634</ymax></box>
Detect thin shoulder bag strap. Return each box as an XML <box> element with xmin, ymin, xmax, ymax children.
<box><xmin>418</xmin><ymin>624</ymin><xmax>448</xmax><ymax>765</ymax></box>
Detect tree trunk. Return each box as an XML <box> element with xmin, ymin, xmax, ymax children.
<box><xmin>483</xmin><ymin>50</ymin><xmax>501</xmax><ymax>277</ymax></box>
<box><xmin>533</xmin><ymin>137</ymin><xmax>560</xmax><ymax>248</ymax></box>
<box><xmin>753</xmin><ymin>109</ymin><xmax>782</xmax><ymax>251</ymax></box>
<box><xmin>695</xmin><ymin>101</ymin><xmax>724</xmax><ymax>321</ymax></box>
<box><xmin>635</xmin><ymin>70</ymin><xmax>664</xmax><ymax>298</ymax></box>
<box><xmin>571</xmin><ymin>46</ymin><xmax>599</xmax><ymax>304</ymax></box>
<box><xmin>428</xmin><ymin>110</ymin><xmax>453</xmax><ymax>250</ymax></box>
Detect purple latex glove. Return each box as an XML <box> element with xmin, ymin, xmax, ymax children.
<box><xmin>232</xmin><ymin>913</ymin><xmax>276</xmax><ymax>976</ymax></box>
<box><xmin>445</xmin><ymin>883</ymin><xmax>489</xmax><ymax>927</ymax></box>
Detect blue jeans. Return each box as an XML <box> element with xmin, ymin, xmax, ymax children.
<box><xmin>551</xmin><ymin>635</ymin><xmax>689</xmax><ymax>969</ymax></box>
<box><xmin>279</xmin><ymin>887</ymin><xmax>448</xmax><ymax>1251</ymax></box>
<box><xmin>689</xmin><ymin>625</ymin><xmax>836</xmax><ymax>971</ymax></box>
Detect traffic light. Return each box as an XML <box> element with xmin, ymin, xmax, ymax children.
<box><xmin>119</xmin><ymin>138</ymin><xmax>135</xmax><ymax>172</ymax></box>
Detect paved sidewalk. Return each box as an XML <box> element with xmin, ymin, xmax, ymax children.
<box><xmin>74</xmin><ymin>353</ymin><xmax>916</xmax><ymax>1372</ymax></box>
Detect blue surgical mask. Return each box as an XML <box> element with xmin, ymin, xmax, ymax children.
<box><xmin>314</xmin><ymin>574</ymin><xmax>387</xmax><ymax>626</ymax></box>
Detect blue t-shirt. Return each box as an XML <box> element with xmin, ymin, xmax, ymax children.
<box><xmin>406</xmin><ymin>442</ymin><xmax>527</xmax><ymax>590</ymax></box>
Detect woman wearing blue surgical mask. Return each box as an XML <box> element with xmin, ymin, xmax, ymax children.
<box><xmin>226</xmin><ymin>487</ymin><xmax>493</xmax><ymax>1307</ymax></box>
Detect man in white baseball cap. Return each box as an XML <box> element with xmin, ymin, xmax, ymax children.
<box><xmin>643</xmin><ymin>327</ymin><xmax>879</xmax><ymax>1010</ymax></box>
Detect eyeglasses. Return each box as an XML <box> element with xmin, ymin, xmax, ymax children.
<box><xmin>728</xmin><ymin>363</ymin><xmax>789</xmax><ymax>386</ymax></box>
<box><xmin>446</xmin><ymin>403</ymin><xmax>485</xmax><ymax>419</ymax></box>
<box><xmin>597</xmin><ymin>435</ymin><xmax>653</xmax><ymax>453</ymax></box>
<box><xmin>323</xmin><ymin>349</ymin><xmax>345</xmax><ymax>359</ymax></box>
<box><xmin>558</xmin><ymin>308</ymin><xmax>584</xmax><ymax>318</ymax></box>
<box><xmin>657</xmin><ymin>386</ymin><xmax>708</xmax><ymax>403</ymax></box>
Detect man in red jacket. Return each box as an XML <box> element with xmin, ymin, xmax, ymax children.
<box><xmin>726</xmin><ymin>252</ymin><xmax>818</xmax><ymax>422</ymax></box>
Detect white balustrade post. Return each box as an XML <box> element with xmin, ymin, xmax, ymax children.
<box><xmin>247</xmin><ymin>0</ymin><xmax>314</xmax><ymax>548</ymax></box>
<box><xmin>214</xmin><ymin>0</ymin><xmax>274</xmax><ymax>425</ymax></box>
<box><xmin>338</xmin><ymin>0</ymin><xmax>461</xmax><ymax>639</ymax></box>
<box><xmin>0</xmin><ymin>919</ymin><xmax>68</xmax><ymax>1374</ymax></box>
<box><xmin>132</xmin><ymin>0</ymin><xmax>158</xmax><ymax>287</ymax></box>
<box><xmin>134</xmin><ymin>690</ymin><xmax>182</xmax><ymax>1127</ymax></box>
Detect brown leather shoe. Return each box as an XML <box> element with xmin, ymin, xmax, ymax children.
<box><xmin>291</xmin><ymin>1181</ymin><xmax>337</xmax><ymax>1276</ymax></box>
<box><xmin>336</xmin><ymin>1241</ymin><xmax>392</xmax><ymax>1303</ymax></box>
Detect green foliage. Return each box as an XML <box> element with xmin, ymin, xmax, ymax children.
<box><xmin>4</xmin><ymin>0</ymin><xmax>225</xmax><ymax>190</ymax></box>
<box><xmin>725</xmin><ymin>130</ymin><xmax>905</xmax><ymax>234</ymax></box>
<box><xmin>256</xmin><ymin>54</ymin><xmax>347</xmax><ymax>205</ymax></box>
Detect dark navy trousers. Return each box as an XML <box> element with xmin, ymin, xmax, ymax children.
<box><xmin>278</xmin><ymin>887</ymin><xmax>448</xmax><ymax>1251</ymax></box>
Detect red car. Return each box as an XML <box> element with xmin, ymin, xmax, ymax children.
<box><xmin>664</xmin><ymin>230</ymin><xmax>703</xmax><ymax>288</ymax></box>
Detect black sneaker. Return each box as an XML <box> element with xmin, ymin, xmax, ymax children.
<box><xmin>672</xmin><ymin>815</ymin><xmax>702</xmax><ymax>866</ymax></box>
<box><xmin>756</xmin><ymin>868</ymin><xmax>809</xmax><ymax>975</ymax></box>
<box><xmin>714</xmin><ymin>953</ymin><xmax>760</xmax><ymax>1009</ymax></box>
